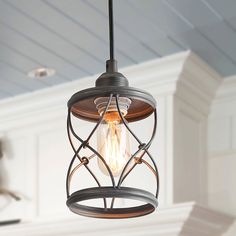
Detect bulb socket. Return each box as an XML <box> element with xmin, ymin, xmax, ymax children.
<box><xmin>94</xmin><ymin>97</ymin><xmax>131</xmax><ymax>117</ymax></box>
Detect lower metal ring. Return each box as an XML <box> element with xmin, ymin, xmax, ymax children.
<box><xmin>66</xmin><ymin>186</ymin><xmax>158</xmax><ymax>219</ymax></box>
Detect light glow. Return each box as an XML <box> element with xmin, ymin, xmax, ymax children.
<box><xmin>97</xmin><ymin>111</ymin><xmax>130</xmax><ymax>177</ymax></box>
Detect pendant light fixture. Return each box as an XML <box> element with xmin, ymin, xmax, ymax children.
<box><xmin>66</xmin><ymin>0</ymin><xmax>159</xmax><ymax>219</ymax></box>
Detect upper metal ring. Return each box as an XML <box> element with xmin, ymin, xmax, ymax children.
<box><xmin>68</xmin><ymin>86</ymin><xmax>156</xmax><ymax>123</ymax></box>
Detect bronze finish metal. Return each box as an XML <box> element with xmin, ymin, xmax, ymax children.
<box><xmin>66</xmin><ymin>93</ymin><xmax>159</xmax><ymax>218</ymax></box>
<box><xmin>66</xmin><ymin>0</ymin><xmax>159</xmax><ymax>219</ymax></box>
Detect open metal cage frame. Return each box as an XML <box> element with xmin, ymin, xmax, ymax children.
<box><xmin>66</xmin><ymin>90</ymin><xmax>159</xmax><ymax>219</ymax></box>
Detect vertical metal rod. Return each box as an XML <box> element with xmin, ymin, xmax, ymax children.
<box><xmin>108</xmin><ymin>0</ymin><xmax>114</xmax><ymax>60</ymax></box>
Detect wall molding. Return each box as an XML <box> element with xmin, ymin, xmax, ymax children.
<box><xmin>0</xmin><ymin>202</ymin><xmax>234</xmax><ymax>236</ymax></box>
<box><xmin>0</xmin><ymin>51</ymin><xmax>222</xmax><ymax>130</ymax></box>
<box><xmin>214</xmin><ymin>75</ymin><xmax>236</xmax><ymax>103</ymax></box>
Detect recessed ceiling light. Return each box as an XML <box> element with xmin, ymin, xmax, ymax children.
<box><xmin>27</xmin><ymin>67</ymin><xmax>56</xmax><ymax>79</ymax></box>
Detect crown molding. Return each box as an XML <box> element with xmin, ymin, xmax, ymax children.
<box><xmin>213</xmin><ymin>75</ymin><xmax>236</xmax><ymax>103</ymax></box>
<box><xmin>0</xmin><ymin>51</ymin><xmax>222</xmax><ymax>129</ymax></box>
<box><xmin>175</xmin><ymin>52</ymin><xmax>222</xmax><ymax>115</ymax></box>
<box><xmin>0</xmin><ymin>202</ymin><xmax>234</xmax><ymax>236</ymax></box>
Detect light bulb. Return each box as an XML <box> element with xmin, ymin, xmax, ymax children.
<box><xmin>95</xmin><ymin>97</ymin><xmax>131</xmax><ymax>177</ymax></box>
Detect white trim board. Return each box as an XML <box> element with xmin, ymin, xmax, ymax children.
<box><xmin>213</xmin><ymin>75</ymin><xmax>236</xmax><ymax>104</ymax></box>
<box><xmin>0</xmin><ymin>202</ymin><xmax>234</xmax><ymax>236</ymax></box>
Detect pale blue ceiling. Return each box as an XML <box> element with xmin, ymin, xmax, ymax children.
<box><xmin>0</xmin><ymin>0</ymin><xmax>236</xmax><ymax>99</ymax></box>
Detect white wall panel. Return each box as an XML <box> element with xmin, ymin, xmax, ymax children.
<box><xmin>208</xmin><ymin>117</ymin><xmax>232</xmax><ymax>153</ymax></box>
<box><xmin>232</xmin><ymin>115</ymin><xmax>236</xmax><ymax>150</ymax></box>
<box><xmin>37</xmin><ymin>127</ymin><xmax>70</xmax><ymax>217</ymax></box>
<box><xmin>208</xmin><ymin>153</ymin><xmax>236</xmax><ymax>216</ymax></box>
<box><xmin>173</xmin><ymin>96</ymin><xmax>207</xmax><ymax>204</ymax></box>
<box><xmin>175</xmin><ymin>109</ymin><xmax>202</xmax><ymax>201</ymax></box>
<box><xmin>208</xmin><ymin>76</ymin><xmax>236</xmax><ymax>219</ymax></box>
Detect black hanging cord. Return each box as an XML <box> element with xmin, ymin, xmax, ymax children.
<box><xmin>108</xmin><ymin>0</ymin><xmax>114</xmax><ymax>60</ymax></box>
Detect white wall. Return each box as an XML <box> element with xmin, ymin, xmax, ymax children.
<box><xmin>208</xmin><ymin>75</ymin><xmax>236</xmax><ymax>216</ymax></box>
<box><xmin>0</xmin><ymin>52</ymin><xmax>235</xmax><ymax>236</ymax></box>
<box><xmin>0</xmin><ymin>73</ymin><xmax>171</xmax><ymax>220</ymax></box>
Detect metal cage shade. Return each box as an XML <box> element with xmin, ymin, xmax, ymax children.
<box><xmin>65</xmin><ymin>0</ymin><xmax>159</xmax><ymax>219</ymax></box>
<box><xmin>66</xmin><ymin>93</ymin><xmax>159</xmax><ymax>219</ymax></box>
<box><xmin>68</xmin><ymin>86</ymin><xmax>156</xmax><ymax>123</ymax></box>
